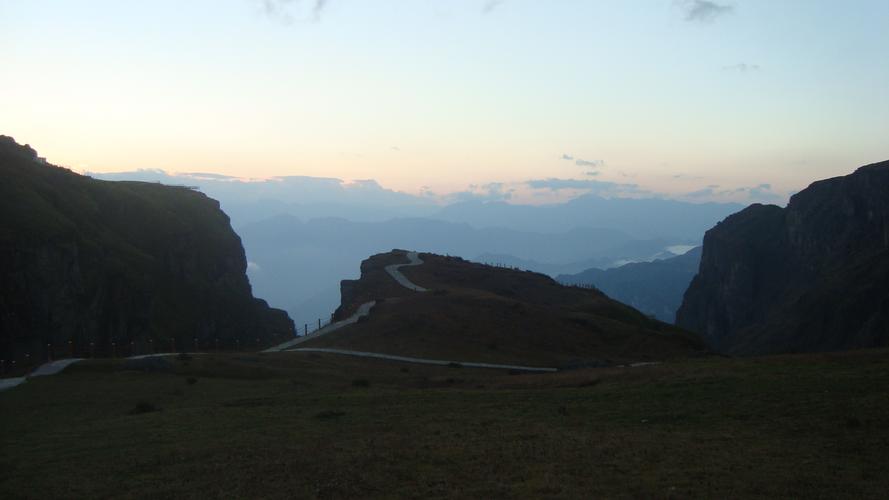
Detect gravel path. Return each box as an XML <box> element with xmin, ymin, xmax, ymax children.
<box><xmin>385</xmin><ymin>251</ymin><xmax>428</xmax><ymax>292</ymax></box>
<box><xmin>0</xmin><ymin>377</ymin><xmax>27</xmax><ymax>392</ymax></box>
<box><xmin>268</xmin><ymin>251</ymin><xmax>426</xmax><ymax>352</ymax></box>
<box><xmin>29</xmin><ymin>358</ymin><xmax>86</xmax><ymax>377</ymax></box>
<box><xmin>291</xmin><ymin>347</ymin><xmax>558</xmax><ymax>372</ymax></box>
<box><xmin>1</xmin><ymin>358</ymin><xmax>87</xmax><ymax>392</ymax></box>
<box><xmin>264</xmin><ymin>301</ymin><xmax>377</xmax><ymax>352</ymax></box>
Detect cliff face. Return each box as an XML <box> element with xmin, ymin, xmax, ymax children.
<box><xmin>676</xmin><ymin>161</ymin><xmax>889</xmax><ymax>355</ymax></box>
<box><xmin>0</xmin><ymin>136</ymin><xmax>294</xmax><ymax>363</ymax></box>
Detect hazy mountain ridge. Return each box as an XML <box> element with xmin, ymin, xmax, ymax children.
<box><xmin>89</xmin><ymin>169</ymin><xmax>744</xmax><ymax>326</ymax></box>
<box><xmin>558</xmin><ymin>247</ymin><xmax>702</xmax><ymax>322</ymax></box>
<box><xmin>0</xmin><ymin>137</ymin><xmax>294</xmax><ymax>362</ymax></box>
<box><xmin>677</xmin><ymin>161</ymin><xmax>889</xmax><ymax>355</ymax></box>
<box><xmin>437</xmin><ymin>196</ymin><xmax>743</xmax><ymax>240</ymax></box>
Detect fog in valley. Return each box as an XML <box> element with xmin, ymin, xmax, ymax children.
<box><xmin>93</xmin><ymin>170</ymin><xmax>739</xmax><ymax>325</ymax></box>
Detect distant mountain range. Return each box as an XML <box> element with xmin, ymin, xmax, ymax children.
<box><xmin>90</xmin><ymin>169</ymin><xmax>740</xmax><ymax>324</ymax></box>
<box><xmin>677</xmin><ymin>161</ymin><xmax>889</xmax><ymax>355</ymax></box>
<box><xmin>436</xmin><ymin>197</ymin><xmax>742</xmax><ymax>240</ymax></box>
<box><xmin>89</xmin><ymin>170</ymin><xmax>743</xmax><ymax>241</ymax></box>
<box><xmin>557</xmin><ymin>247</ymin><xmax>702</xmax><ymax>323</ymax></box>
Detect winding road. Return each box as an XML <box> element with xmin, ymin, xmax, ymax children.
<box><xmin>384</xmin><ymin>251</ymin><xmax>428</xmax><ymax>292</ymax></box>
<box><xmin>283</xmin><ymin>251</ymin><xmax>559</xmax><ymax>372</ymax></box>
<box><xmin>266</xmin><ymin>251</ymin><xmax>427</xmax><ymax>352</ymax></box>
<box><xmin>263</xmin><ymin>301</ymin><xmax>377</xmax><ymax>352</ymax></box>
<box><xmin>0</xmin><ymin>250</ymin><xmax>562</xmax><ymax>392</ymax></box>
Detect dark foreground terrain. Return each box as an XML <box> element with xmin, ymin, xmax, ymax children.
<box><xmin>2</xmin><ymin>349</ymin><xmax>888</xmax><ymax>498</ymax></box>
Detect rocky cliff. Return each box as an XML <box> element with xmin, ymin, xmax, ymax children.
<box><xmin>676</xmin><ymin>161</ymin><xmax>889</xmax><ymax>355</ymax></box>
<box><xmin>0</xmin><ymin>136</ymin><xmax>294</xmax><ymax>365</ymax></box>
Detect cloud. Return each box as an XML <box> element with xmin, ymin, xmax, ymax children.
<box><xmin>723</xmin><ymin>63</ymin><xmax>760</xmax><ymax>73</ymax></box>
<box><xmin>561</xmin><ymin>154</ymin><xmax>604</xmax><ymax>168</ymax></box>
<box><xmin>526</xmin><ymin>178</ymin><xmax>641</xmax><ymax>194</ymax></box>
<box><xmin>575</xmin><ymin>159</ymin><xmax>604</xmax><ymax>168</ymax></box>
<box><xmin>482</xmin><ymin>1</ymin><xmax>504</xmax><ymax>14</ymax></box>
<box><xmin>585</xmin><ymin>171</ymin><xmax>600</xmax><ymax>176</ymax></box>
<box><xmin>680</xmin><ymin>0</ymin><xmax>733</xmax><ymax>23</ymax></box>
<box><xmin>247</xmin><ymin>261</ymin><xmax>262</xmax><ymax>272</ymax></box>
<box><xmin>449</xmin><ymin>182</ymin><xmax>515</xmax><ymax>202</ymax></box>
<box><xmin>312</xmin><ymin>0</ymin><xmax>329</xmax><ymax>20</ymax></box>
<box><xmin>256</xmin><ymin>0</ymin><xmax>329</xmax><ymax>23</ymax></box>
<box><xmin>745</xmin><ymin>183</ymin><xmax>782</xmax><ymax>203</ymax></box>
<box><xmin>685</xmin><ymin>187</ymin><xmax>717</xmax><ymax>198</ymax></box>
<box><xmin>684</xmin><ymin>182</ymin><xmax>784</xmax><ymax>203</ymax></box>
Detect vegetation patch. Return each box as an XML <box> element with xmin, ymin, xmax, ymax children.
<box><xmin>127</xmin><ymin>401</ymin><xmax>159</xmax><ymax>415</ymax></box>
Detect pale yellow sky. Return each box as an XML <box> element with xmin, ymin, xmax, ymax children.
<box><xmin>3</xmin><ymin>0</ymin><xmax>888</xmax><ymax>204</ymax></box>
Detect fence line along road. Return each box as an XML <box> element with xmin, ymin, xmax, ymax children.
<box><xmin>264</xmin><ymin>301</ymin><xmax>376</xmax><ymax>352</ymax></box>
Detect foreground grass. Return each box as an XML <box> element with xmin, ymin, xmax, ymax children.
<box><xmin>2</xmin><ymin>350</ymin><xmax>888</xmax><ymax>498</ymax></box>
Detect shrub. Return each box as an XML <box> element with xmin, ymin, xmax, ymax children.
<box><xmin>128</xmin><ymin>401</ymin><xmax>159</xmax><ymax>415</ymax></box>
<box><xmin>315</xmin><ymin>410</ymin><xmax>345</xmax><ymax>420</ymax></box>
<box><xmin>186</xmin><ymin>377</ymin><xmax>198</xmax><ymax>385</ymax></box>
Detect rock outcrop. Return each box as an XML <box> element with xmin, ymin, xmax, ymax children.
<box><xmin>0</xmin><ymin>136</ymin><xmax>294</xmax><ymax>364</ymax></box>
<box><xmin>676</xmin><ymin>161</ymin><xmax>889</xmax><ymax>355</ymax></box>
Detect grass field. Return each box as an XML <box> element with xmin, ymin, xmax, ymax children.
<box><xmin>2</xmin><ymin>348</ymin><xmax>889</xmax><ymax>498</ymax></box>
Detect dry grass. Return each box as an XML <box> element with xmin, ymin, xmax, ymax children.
<box><xmin>2</xmin><ymin>349</ymin><xmax>889</xmax><ymax>498</ymax></box>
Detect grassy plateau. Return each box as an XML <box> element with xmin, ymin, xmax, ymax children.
<box><xmin>2</xmin><ymin>348</ymin><xmax>888</xmax><ymax>498</ymax></box>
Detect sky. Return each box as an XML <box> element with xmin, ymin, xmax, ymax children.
<box><xmin>2</xmin><ymin>0</ymin><xmax>888</xmax><ymax>204</ymax></box>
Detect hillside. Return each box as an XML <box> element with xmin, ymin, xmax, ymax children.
<box><xmin>558</xmin><ymin>247</ymin><xmax>702</xmax><ymax>322</ymax></box>
<box><xmin>677</xmin><ymin>160</ymin><xmax>889</xmax><ymax>355</ymax></box>
<box><xmin>0</xmin><ymin>136</ymin><xmax>294</xmax><ymax>365</ymax></box>
<box><xmin>300</xmin><ymin>250</ymin><xmax>707</xmax><ymax>367</ymax></box>
<box><xmin>238</xmin><ymin>214</ymin><xmax>692</xmax><ymax>326</ymax></box>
